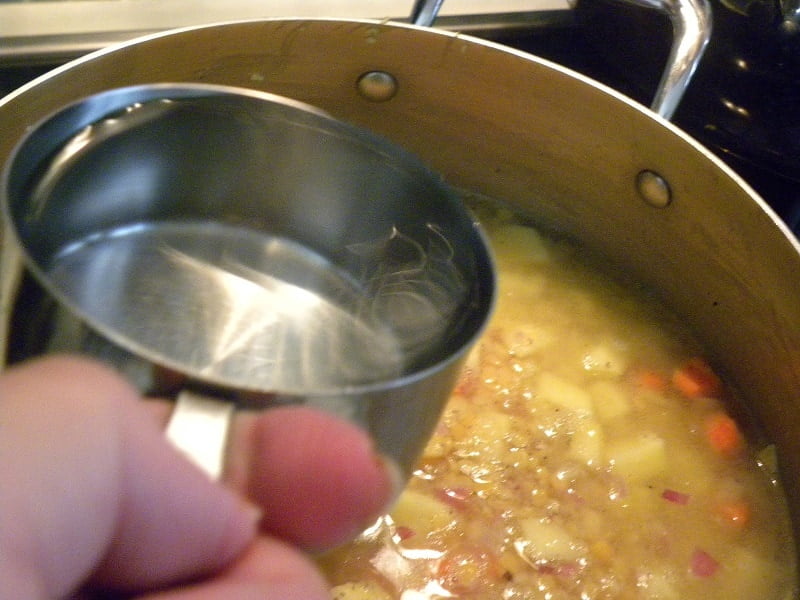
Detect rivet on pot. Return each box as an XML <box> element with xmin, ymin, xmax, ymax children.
<box><xmin>357</xmin><ymin>71</ymin><xmax>398</xmax><ymax>102</ymax></box>
<box><xmin>636</xmin><ymin>170</ymin><xmax>672</xmax><ymax>208</ymax></box>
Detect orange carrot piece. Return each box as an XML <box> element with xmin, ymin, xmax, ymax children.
<box><xmin>436</xmin><ymin>548</ymin><xmax>503</xmax><ymax>593</ymax></box>
<box><xmin>454</xmin><ymin>367</ymin><xmax>478</xmax><ymax>397</ymax></box>
<box><xmin>634</xmin><ymin>369</ymin><xmax>668</xmax><ymax>391</ymax></box>
<box><xmin>715</xmin><ymin>500</ymin><xmax>752</xmax><ymax>529</ymax></box>
<box><xmin>705</xmin><ymin>412</ymin><xmax>744</xmax><ymax>457</ymax></box>
<box><xmin>672</xmin><ymin>357</ymin><xmax>722</xmax><ymax>399</ymax></box>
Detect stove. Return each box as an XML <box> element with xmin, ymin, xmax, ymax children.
<box><xmin>481</xmin><ymin>0</ymin><xmax>800</xmax><ymax>236</ymax></box>
<box><xmin>1</xmin><ymin>0</ymin><xmax>798</xmax><ymax>235</ymax></box>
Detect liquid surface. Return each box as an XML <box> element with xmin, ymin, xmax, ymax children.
<box><xmin>321</xmin><ymin>202</ymin><xmax>797</xmax><ymax>599</ymax></box>
<box><xmin>23</xmin><ymin>94</ymin><xmax>481</xmax><ymax>393</ymax></box>
<box><xmin>47</xmin><ymin>221</ymin><xmax>406</xmax><ymax>391</ymax></box>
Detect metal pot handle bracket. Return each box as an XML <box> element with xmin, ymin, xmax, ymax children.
<box><xmin>411</xmin><ymin>0</ymin><xmax>712</xmax><ymax>119</ymax></box>
<box><xmin>626</xmin><ymin>0</ymin><xmax>712</xmax><ymax>119</ymax></box>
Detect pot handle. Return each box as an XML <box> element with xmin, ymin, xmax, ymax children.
<box><xmin>410</xmin><ymin>0</ymin><xmax>711</xmax><ymax>120</ymax></box>
<box><xmin>621</xmin><ymin>0</ymin><xmax>712</xmax><ymax>119</ymax></box>
<box><xmin>411</xmin><ymin>0</ymin><xmax>445</xmax><ymax>27</ymax></box>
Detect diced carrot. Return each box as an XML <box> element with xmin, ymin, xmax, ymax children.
<box><xmin>672</xmin><ymin>357</ymin><xmax>722</xmax><ymax>399</ymax></box>
<box><xmin>454</xmin><ymin>367</ymin><xmax>479</xmax><ymax>397</ymax></box>
<box><xmin>453</xmin><ymin>372</ymin><xmax>473</xmax><ymax>396</ymax></box>
<box><xmin>715</xmin><ymin>500</ymin><xmax>752</xmax><ymax>529</ymax></box>
<box><xmin>436</xmin><ymin>547</ymin><xmax>503</xmax><ymax>593</ymax></box>
<box><xmin>633</xmin><ymin>369</ymin><xmax>668</xmax><ymax>391</ymax></box>
<box><xmin>704</xmin><ymin>412</ymin><xmax>744</xmax><ymax>457</ymax></box>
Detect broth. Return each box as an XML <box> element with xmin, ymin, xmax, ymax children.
<box><xmin>320</xmin><ymin>200</ymin><xmax>797</xmax><ymax>599</ymax></box>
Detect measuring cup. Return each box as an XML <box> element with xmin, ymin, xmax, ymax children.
<box><xmin>2</xmin><ymin>83</ymin><xmax>495</xmax><ymax>479</ymax></box>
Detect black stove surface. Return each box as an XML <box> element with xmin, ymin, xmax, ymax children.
<box><xmin>485</xmin><ymin>1</ymin><xmax>800</xmax><ymax>236</ymax></box>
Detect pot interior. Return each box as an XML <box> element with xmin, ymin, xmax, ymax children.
<box><xmin>1</xmin><ymin>17</ymin><xmax>799</xmax><ymax>576</ymax></box>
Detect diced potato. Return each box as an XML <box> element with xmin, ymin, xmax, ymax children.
<box><xmin>537</xmin><ymin>372</ymin><xmax>594</xmax><ymax>417</ymax></box>
<box><xmin>421</xmin><ymin>432</ymin><xmax>452</xmax><ymax>460</ymax></box>
<box><xmin>503</xmin><ymin>324</ymin><xmax>555</xmax><ymax>358</ymax></box>
<box><xmin>462</xmin><ymin>341</ymin><xmax>482</xmax><ymax>372</ymax></box>
<box><xmin>589</xmin><ymin>539</ymin><xmax>615</xmax><ymax>565</ymax></box>
<box><xmin>664</xmin><ymin>445</ymin><xmax>714</xmax><ymax>496</ymax></box>
<box><xmin>605</xmin><ymin>433</ymin><xmax>667</xmax><ymax>482</ymax></box>
<box><xmin>497</xmin><ymin>270</ymin><xmax>547</xmax><ymax>305</ymax></box>
<box><xmin>639</xmin><ymin>568</ymin><xmax>680</xmax><ymax>600</ymax></box>
<box><xmin>468</xmin><ymin>410</ymin><xmax>514</xmax><ymax>440</ymax></box>
<box><xmin>515</xmin><ymin>518</ymin><xmax>587</xmax><ymax>562</ymax></box>
<box><xmin>331</xmin><ymin>581</ymin><xmax>393</xmax><ymax>600</ymax></box>
<box><xmin>569</xmin><ymin>419</ymin><xmax>604</xmax><ymax>466</ymax></box>
<box><xmin>590</xmin><ymin>380</ymin><xmax>631</xmax><ymax>422</ymax></box>
<box><xmin>582</xmin><ymin>342</ymin><xmax>629</xmax><ymax>376</ymax></box>
<box><xmin>390</xmin><ymin>489</ymin><xmax>455</xmax><ymax>535</ymax></box>
<box><xmin>492</xmin><ymin>224</ymin><xmax>552</xmax><ymax>263</ymax></box>
<box><xmin>723</xmin><ymin>547</ymin><xmax>787</xmax><ymax>600</ymax></box>
<box><xmin>459</xmin><ymin>410</ymin><xmax>516</xmax><ymax>462</ymax></box>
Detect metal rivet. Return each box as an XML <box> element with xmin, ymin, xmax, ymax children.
<box><xmin>357</xmin><ymin>71</ymin><xmax>398</xmax><ymax>102</ymax></box>
<box><xmin>636</xmin><ymin>170</ymin><xmax>672</xmax><ymax>208</ymax></box>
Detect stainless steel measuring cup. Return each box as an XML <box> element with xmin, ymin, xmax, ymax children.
<box><xmin>2</xmin><ymin>83</ymin><xmax>495</xmax><ymax>479</ymax></box>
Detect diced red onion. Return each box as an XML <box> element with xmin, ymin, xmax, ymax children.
<box><xmin>661</xmin><ymin>489</ymin><xmax>690</xmax><ymax>505</ymax></box>
<box><xmin>536</xmin><ymin>561</ymin><xmax>581</xmax><ymax>580</ymax></box>
<box><xmin>437</xmin><ymin>487</ymin><xmax>472</xmax><ymax>510</ymax></box>
<box><xmin>396</xmin><ymin>526</ymin><xmax>416</xmax><ymax>540</ymax></box>
<box><xmin>690</xmin><ymin>548</ymin><xmax>720</xmax><ymax>577</ymax></box>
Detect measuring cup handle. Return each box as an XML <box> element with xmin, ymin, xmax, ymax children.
<box><xmin>165</xmin><ymin>390</ymin><xmax>234</xmax><ymax>480</ymax></box>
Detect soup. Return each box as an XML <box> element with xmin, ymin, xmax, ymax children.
<box><xmin>320</xmin><ymin>200</ymin><xmax>797</xmax><ymax>599</ymax></box>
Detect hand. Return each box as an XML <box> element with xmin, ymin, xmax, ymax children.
<box><xmin>0</xmin><ymin>356</ymin><xmax>400</xmax><ymax>599</ymax></box>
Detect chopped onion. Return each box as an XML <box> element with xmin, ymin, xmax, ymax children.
<box><xmin>690</xmin><ymin>548</ymin><xmax>720</xmax><ymax>578</ymax></box>
<box><xmin>437</xmin><ymin>487</ymin><xmax>472</xmax><ymax>510</ymax></box>
<box><xmin>661</xmin><ymin>489</ymin><xmax>690</xmax><ymax>505</ymax></box>
<box><xmin>395</xmin><ymin>526</ymin><xmax>416</xmax><ymax>541</ymax></box>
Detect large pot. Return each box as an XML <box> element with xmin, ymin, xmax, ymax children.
<box><xmin>1</xmin><ymin>17</ymin><xmax>799</xmax><ymax>573</ymax></box>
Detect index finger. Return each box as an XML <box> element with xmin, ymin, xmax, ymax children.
<box><xmin>146</xmin><ymin>399</ymin><xmax>403</xmax><ymax>553</ymax></box>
